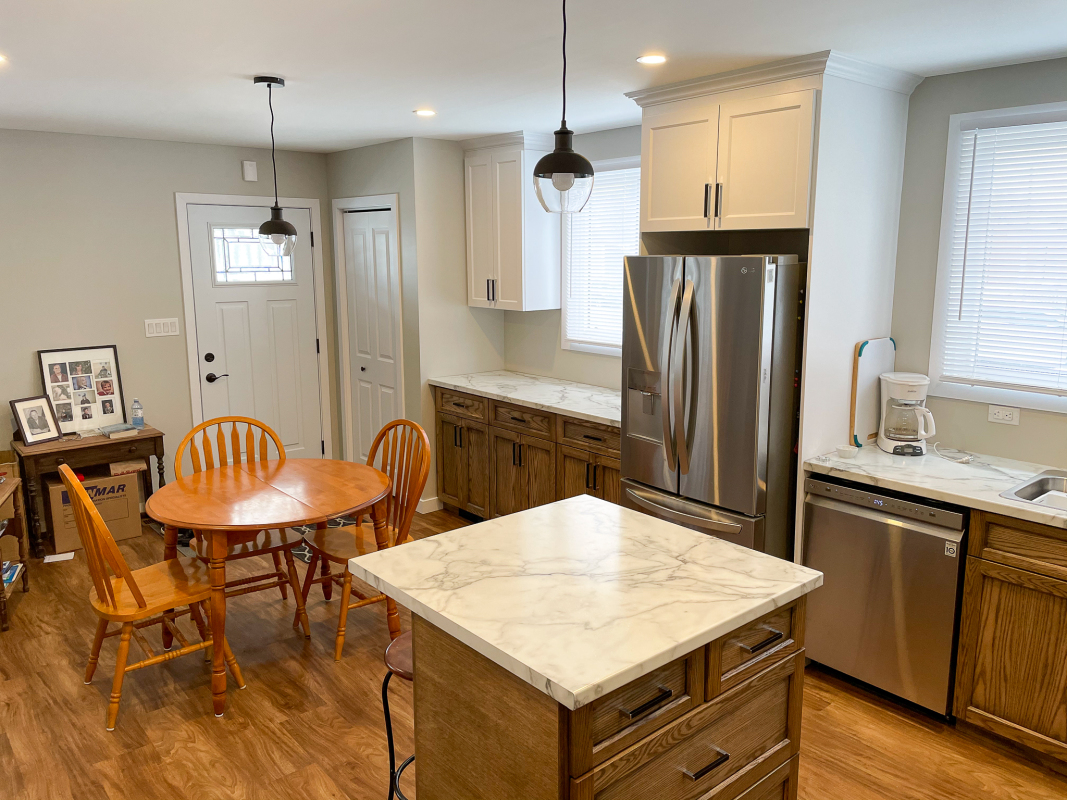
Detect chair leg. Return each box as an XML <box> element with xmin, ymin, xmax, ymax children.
<box><xmin>285</xmin><ymin>549</ymin><xmax>311</xmax><ymax>639</ymax></box>
<box><xmin>189</xmin><ymin>602</ymin><xmax>212</xmax><ymax>662</ymax></box>
<box><xmin>85</xmin><ymin>618</ymin><xmax>109</xmax><ymax>684</ymax></box>
<box><xmin>334</xmin><ymin>569</ymin><xmax>353</xmax><ymax>662</ymax></box>
<box><xmin>320</xmin><ymin>557</ymin><xmax>333</xmax><ymax>601</ymax></box>
<box><xmin>106</xmin><ymin>623</ymin><xmax>133</xmax><ymax>731</ymax></box>
<box><xmin>271</xmin><ymin>548</ymin><xmax>288</xmax><ymax>600</ymax></box>
<box><xmin>383</xmin><ymin>671</ymin><xmax>397</xmax><ymax>800</ymax></box>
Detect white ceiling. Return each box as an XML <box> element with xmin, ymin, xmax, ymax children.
<box><xmin>1</xmin><ymin>0</ymin><xmax>1065</xmax><ymax>153</ymax></box>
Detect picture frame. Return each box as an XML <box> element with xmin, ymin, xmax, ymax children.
<box><xmin>10</xmin><ymin>395</ymin><xmax>62</xmax><ymax>446</ymax></box>
<box><xmin>38</xmin><ymin>345</ymin><xmax>127</xmax><ymax>435</ymax></box>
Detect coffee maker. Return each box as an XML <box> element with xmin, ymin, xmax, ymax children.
<box><xmin>878</xmin><ymin>372</ymin><xmax>936</xmax><ymax>456</ymax></box>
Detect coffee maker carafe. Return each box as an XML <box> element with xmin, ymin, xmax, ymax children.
<box><xmin>878</xmin><ymin>372</ymin><xmax>936</xmax><ymax>456</ymax></box>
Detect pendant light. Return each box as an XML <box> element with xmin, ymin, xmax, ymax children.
<box><xmin>533</xmin><ymin>0</ymin><xmax>594</xmax><ymax>213</ymax></box>
<box><xmin>254</xmin><ymin>76</ymin><xmax>298</xmax><ymax>257</ymax></box>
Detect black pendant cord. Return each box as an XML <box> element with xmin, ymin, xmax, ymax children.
<box><xmin>561</xmin><ymin>0</ymin><xmax>567</xmax><ymax>128</ymax></box>
<box><xmin>268</xmin><ymin>83</ymin><xmax>279</xmax><ymax>206</ymax></box>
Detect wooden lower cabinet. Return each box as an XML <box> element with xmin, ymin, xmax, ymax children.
<box><xmin>435</xmin><ymin>412</ymin><xmax>489</xmax><ymax>517</ymax></box>
<box><xmin>558</xmin><ymin>445</ymin><xmax>621</xmax><ymax>505</ymax></box>
<box><xmin>489</xmin><ymin>428</ymin><xmax>557</xmax><ymax>517</ymax></box>
<box><xmin>954</xmin><ymin>511</ymin><xmax>1067</xmax><ymax>770</ymax></box>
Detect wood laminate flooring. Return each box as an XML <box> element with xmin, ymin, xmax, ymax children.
<box><xmin>1</xmin><ymin>509</ymin><xmax>1065</xmax><ymax>799</ymax></box>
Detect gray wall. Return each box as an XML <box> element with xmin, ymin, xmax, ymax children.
<box><xmin>892</xmin><ymin>57</ymin><xmax>1067</xmax><ymax>466</ymax></box>
<box><xmin>0</xmin><ymin>128</ymin><xmax>334</xmax><ymax>482</ymax></box>
<box><xmin>501</xmin><ymin>126</ymin><xmax>641</xmax><ymax>391</ymax></box>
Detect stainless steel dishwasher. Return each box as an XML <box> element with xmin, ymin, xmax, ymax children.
<box><xmin>802</xmin><ymin>477</ymin><xmax>967</xmax><ymax>716</ymax></box>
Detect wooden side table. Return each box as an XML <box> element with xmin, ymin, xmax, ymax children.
<box><xmin>0</xmin><ymin>476</ymin><xmax>30</xmax><ymax>631</ymax></box>
<box><xmin>11</xmin><ymin>426</ymin><xmax>166</xmax><ymax>557</ymax></box>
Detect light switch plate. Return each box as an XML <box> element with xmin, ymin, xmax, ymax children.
<box><xmin>988</xmin><ymin>405</ymin><xmax>1020</xmax><ymax>425</ymax></box>
<box><xmin>145</xmin><ymin>318</ymin><xmax>180</xmax><ymax>338</ymax></box>
<box><xmin>242</xmin><ymin>160</ymin><xmax>258</xmax><ymax>181</ymax></box>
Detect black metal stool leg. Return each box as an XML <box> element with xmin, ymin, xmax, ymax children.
<box><xmin>382</xmin><ymin>671</ymin><xmax>397</xmax><ymax>800</ymax></box>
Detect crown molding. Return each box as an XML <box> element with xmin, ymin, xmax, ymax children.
<box><xmin>625</xmin><ymin>50</ymin><xmax>923</xmax><ymax>108</ymax></box>
<box><xmin>460</xmin><ymin>130</ymin><xmax>555</xmax><ymax>152</ymax></box>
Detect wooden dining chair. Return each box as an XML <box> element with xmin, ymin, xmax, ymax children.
<box><xmin>174</xmin><ymin>417</ymin><xmax>310</xmax><ymax>638</ymax></box>
<box><xmin>298</xmin><ymin>420</ymin><xmax>431</xmax><ymax>660</ymax></box>
<box><xmin>60</xmin><ymin>464</ymin><xmax>244</xmax><ymax>730</ymax></box>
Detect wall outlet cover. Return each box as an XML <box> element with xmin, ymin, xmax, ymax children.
<box><xmin>145</xmin><ymin>318</ymin><xmax>180</xmax><ymax>338</ymax></box>
<box><xmin>988</xmin><ymin>405</ymin><xmax>1020</xmax><ymax>425</ymax></box>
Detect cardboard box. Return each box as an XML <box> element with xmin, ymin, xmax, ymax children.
<box><xmin>45</xmin><ymin>468</ymin><xmax>143</xmax><ymax>553</ymax></box>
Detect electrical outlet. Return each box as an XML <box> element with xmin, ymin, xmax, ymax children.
<box><xmin>145</xmin><ymin>318</ymin><xmax>180</xmax><ymax>338</ymax></box>
<box><xmin>988</xmin><ymin>405</ymin><xmax>1020</xmax><ymax>425</ymax></box>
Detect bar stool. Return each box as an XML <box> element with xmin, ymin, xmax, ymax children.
<box><xmin>382</xmin><ymin>631</ymin><xmax>414</xmax><ymax>800</ymax></box>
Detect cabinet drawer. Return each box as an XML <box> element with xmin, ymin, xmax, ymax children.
<box><xmin>490</xmin><ymin>401</ymin><xmax>554</xmax><ymax>439</ymax></box>
<box><xmin>572</xmin><ymin>649</ymin><xmax>704</xmax><ymax>775</ymax></box>
<box><xmin>573</xmin><ymin>654</ymin><xmax>801</xmax><ymax>800</ymax></box>
<box><xmin>735</xmin><ymin>756</ymin><xmax>799</xmax><ymax>800</ymax></box>
<box><xmin>558</xmin><ymin>417</ymin><xmax>620</xmax><ymax>456</ymax></box>
<box><xmin>972</xmin><ymin>511</ymin><xmax>1067</xmax><ymax>582</ymax></box>
<box><xmin>709</xmin><ymin>601</ymin><xmax>802</xmax><ymax>697</ymax></box>
<box><xmin>34</xmin><ymin>443</ymin><xmax>149</xmax><ymax>474</ymax></box>
<box><xmin>436</xmin><ymin>388</ymin><xmax>487</xmax><ymax>421</ymax></box>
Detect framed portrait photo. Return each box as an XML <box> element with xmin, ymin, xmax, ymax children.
<box><xmin>10</xmin><ymin>396</ymin><xmax>62</xmax><ymax>446</ymax></box>
<box><xmin>38</xmin><ymin>345</ymin><xmax>126</xmax><ymax>434</ymax></box>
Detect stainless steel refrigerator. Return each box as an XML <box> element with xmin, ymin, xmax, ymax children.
<box><xmin>620</xmin><ymin>255</ymin><xmax>803</xmax><ymax>560</ymax></box>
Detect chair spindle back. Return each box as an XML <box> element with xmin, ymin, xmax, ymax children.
<box><xmin>58</xmin><ymin>464</ymin><xmax>146</xmax><ymax>611</ymax></box>
<box><xmin>367</xmin><ymin>420</ymin><xmax>431</xmax><ymax>546</ymax></box>
<box><xmin>175</xmin><ymin>416</ymin><xmax>285</xmax><ymax>479</ymax></box>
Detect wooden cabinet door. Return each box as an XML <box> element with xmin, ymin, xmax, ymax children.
<box><xmin>558</xmin><ymin>445</ymin><xmax>595</xmax><ymax>500</ymax></box>
<box><xmin>596</xmin><ymin>454</ymin><xmax>622</xmax><ymax>505</ymax></box>
<box><xmin>436</xmin><ymin>413</ymin><xmax>468</xmax><ymax>510</ymax></box>
<box><xmin>489</xmin><ymin>427</ymin><xmax>524</xmax><ymax>518</ymax></box>
<box><xmin>464</xmin><ymin>420</ymin><xmax>490</xmax><ymax>518</ymax></box>
<box><xmin>522</xmin><ymin>435</ymin><xmax>556</xmax><ymax>510</ymax></box>
<box><xmin>491</xmin><ymin>147</ymin><xmax>523</xmax><ymax>310</ymax></box>
<box><xmin>955</xmin><ymin>557</ymin><xmax>1067</xmax><ymax>762</ymax></box>
<box><xmin>715</xmin><ymin>90</ymin><xmax>814</xmax><ymax>230</ymax></box>
<box><xmin>465</xmin><ymin>150</ymin><xmax>495</xmax><ymax>308</ymax></box>
<box><xmin>640</xmin><ymin>97</ymin><xmax>718</xmax><ymax>232</ymax></box>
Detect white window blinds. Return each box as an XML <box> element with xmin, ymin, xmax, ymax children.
<box><xmin>562</xmin><ymin>166</ymin><xmax>640</xmax><ymax>355</ymax></box>
<box><xmin>936</xmin><ymin>117</ymin><xmax>1067</xmax><ymax>396</ymax></box>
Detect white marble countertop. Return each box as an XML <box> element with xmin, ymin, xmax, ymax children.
<box><xmin>805</xmin><ymin>446</ymin><xmax>1067</xmax><ymax>528</ymax></box>
<box><xmin>349</xmin><ymin>495</ymin><xmax>822</xmax><ymax>710</ymax></box>
<box><xmin>428</xmin><ymin>370</ymin><xmax>621</xmax><ymax>427</ymax></box>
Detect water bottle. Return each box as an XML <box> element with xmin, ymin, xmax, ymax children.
<box><xmin>131</xmin><ymin>398</ymin><xmax>145</xmax><ymax>429</ymax></box>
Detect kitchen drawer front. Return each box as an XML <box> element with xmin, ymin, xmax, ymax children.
<box><xmin>709</xmin><ymin>600</ymin><xmax>803</xmax><ymax>697</ymax></box>
<box><xmin>490</xmin><ymin>401</ymin><xmax>554</xmax><ymax>440</ymax></box>
<box><xmin>972</xmin><ymin>511</ymin><xmax>1067</xmax><ymax>582</ymax></box>
<box><xmin>734</xmin><ymin>756</ymin><xmax>799</xmax><ymax>800</ymax></box>
<box><xmin>572</xmin><ymin>653</ymin><xmax>802</xmax><ymax>800</ymax></box>
<box><xmin>435</xmin><ymin>388</ymin><xmax>487</xmax><ymax>421</ymax></box>
<box><xmin>558</xmin><ymin>417</ymin><xmax>621</xmax><ymax>457</ymax></box>
<box><xmin>572</xmin><ymin>648</ymin><xmax>705</xmax><ymax>775</ymax></box>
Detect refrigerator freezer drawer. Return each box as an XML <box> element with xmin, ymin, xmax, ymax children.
<box><xmin>621</xmin><ymin>479</ymin><xmax>765</xmax><ymax>550</ymax></box>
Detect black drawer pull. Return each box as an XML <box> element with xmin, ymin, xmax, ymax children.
<box><xmin>451</xmin><ymin>401</ymin><xmax>466</xmax><ymax>408</ymax></box>
<box><xmin>511</xmin><ymin>416</ymin><xmax>525</xmax><ymax>423</ymax></box>
<box><xmin>582</xmin><ymin>434</ymin><xmax>603</xmax><ymax>442</ymax></box>
<box><xmin>741</xmin><ymin>628</ymin><xmax>784</xmax><ymax>654</ymax></box>
<box><xmin>620</xmin><ymin>687</ymin><xmax>673</xmax><ymax>720</ymax></box>
<box><xmin>683</xmin><ymin>748</ymin><xmax>730</xmax><ymax>781</ymax></box>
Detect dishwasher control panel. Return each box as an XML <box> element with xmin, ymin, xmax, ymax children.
<box><xmin>804</xmin><ymin>477</ymin><xmax>965</xmax><ymax>531</ymax></box>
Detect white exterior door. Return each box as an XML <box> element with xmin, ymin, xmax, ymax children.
<box><xmin>187</xmin><ymin>203</ymin><xmax>323</xmax><ymax>458</ymax></box>
<box><xmin>341</xmin><ymin>208</ymin><xmax>403</xmax><ymax>462</ymax></box>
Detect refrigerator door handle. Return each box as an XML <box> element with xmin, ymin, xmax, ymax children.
<box><xmin>624</xmin><ymin>487</ymin><xmax>743</xmax><ymax>535</ymax></box>
<box><xmin>661</xmin><ymin>277</ymin><xmax>682</xmax><ymax>471</ymax></box>
<box><xmin>672</xmin><ymin>278</ymin><xmax>695</xmax><ymax>475</ymax></box>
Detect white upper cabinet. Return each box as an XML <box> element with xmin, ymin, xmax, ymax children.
<box><xmin>640</xmin><ymin>98</ymin><xmax>719</xmax><ymax>231</ymax></box>
<box><xmin>636</xmin><ymin>86</ymin><xmax>815</xmax><ymax>232</ymax></box>
<box><xmin>716</xmin><ymin>91</ymin><xmax>815</xmax><ymax>230</ymax></box>
<box><xmin>464</xmin><ymin>134</ymin><xmax>561</xmax><ymax>311</ymax></box>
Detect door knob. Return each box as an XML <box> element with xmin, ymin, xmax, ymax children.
<box><xmin>204</xmin><ymin>353</ymin><xmax>215</xmax><ymax>363</ymax></box>
<box><xmin>205</xmin><ymin>373</ymin><xmax>229</xmax><ymax>383</ymax></box>
<box><xmin>360</xmin><ymin>366</ymin><xmax>366</xmax><ymax>372</ymax></box>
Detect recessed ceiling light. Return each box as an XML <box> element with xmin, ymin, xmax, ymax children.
<box><xmin>637</xmin><ymin>55</ymin><xmax>667</xmax><ymax>65</ymax></box>
<box><xmin>414</xmin><ymin>109</ymin><xmax>436</xmax><ymax>117</ymax></box>
<box><xmin>0</xmin><ymin>55</ymin><xmax>7</xmax><ymax>63</ymax></box>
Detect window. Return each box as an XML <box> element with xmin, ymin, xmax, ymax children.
<box><xmin>930</xmin><ymin>102</ymin><xmax>1067</xmax><ymax>412</ymax></box>
<box><xmin>561</xmin><ymin>158</ymin><xmax>641</xmax><ymax>356</ymax></box>
<box><xmin>212</xmin><ymin>226</ymin><xmax>294</xmax><ymax>284</ymax></box>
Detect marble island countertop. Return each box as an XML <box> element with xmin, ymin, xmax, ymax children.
<box><xmin>349</xmin><ymin>495</ymin><xmax>822</xmax><ymax>710</ymax></box>
<box><xmin>428</xmin><ymin>370</ymin><xmax>621</xmax><ymax>427</ymax></box>
<box><xmin>806</xmin><ymin>446</ymin><xmax>1067</xmax><ymax>528</ymax></box>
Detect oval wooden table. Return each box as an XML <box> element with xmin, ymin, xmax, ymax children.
<box><xmin>145</xmin><ymin>458</ymin><xmax>391</xmax><ymax>717</ymax></box>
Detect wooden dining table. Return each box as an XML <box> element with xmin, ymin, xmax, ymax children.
<box><xmin>145</xmin><ymin>458</ymin><xmax>391</xmax><ymax>717</ymax></box>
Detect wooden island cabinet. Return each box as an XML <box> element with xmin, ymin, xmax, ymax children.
<box><xmin>434</xmin><ymin>385</ymin><xmax>621</xmax><ymax>519</ymax></box>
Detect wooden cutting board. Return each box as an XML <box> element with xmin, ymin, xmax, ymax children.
<box><xmin>850</xmin><ymin>337</ymin><xmax>896</xmax><ymax>447</ymax></box>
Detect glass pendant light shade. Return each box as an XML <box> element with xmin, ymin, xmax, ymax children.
<box><xmin>533</xmin><ymin>125</ymin><xmax>594</xmax><ymax>213</ymax></box>
<box><xmin>259</xmin><ymin>204</ymin><xmax>298</xmax><ymax>257</ymax></box>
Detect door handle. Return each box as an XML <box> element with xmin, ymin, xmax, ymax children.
<box><xmin>672</xmin><ymin>278</ymin><xmax>695</xmax><ymax>475</ymax></box>
<box><xmin>661</xmin><ymin>277</ymin><xmax>682</xmax><ymax>471</ymax></box>
<box><xmin>492</xmin><ymin>279</ymin><xmax>497</xmax><ymax>302</ymax></box>
<box><xmin>517</xmin><ymin>443</ymin><xmax>523</xmax><ymax>467</ymax></box>
<box><xmin>714</xmin><ymin>182</ymin><xmax>723</xmax><ymax>219</ymax></box>
<box><xmin>205</xmin><ymin>373</ymin><xmax>229</xmax><ymax>383</ymax></box>
<box><xmin>623</xmin><ymin>487</ymin><xmax>744</xmax><ymax>535</ymax></box>
<box><xmin>593</xmin><ymin>464</ymin><xmax>599</xmax><ymax>491</ymax></box>
<box><xmin>487</xmin><ymin>278</ymin><xmax>492</xmax><ymax>301</ymax></box>
<box><xmin>585</xmin><ymin>462</ymin><xmax>592</xmax><ymax>489</ymax></box>
<box><xmin>512</xmin><ymin>441</ymin><xmax>518</xmax><ymax>466</ymax></box>
<box><xmin>741</xmin><ymin>629</ymin><xmax>784</xmax><ymax>654</ymax></box>
<box><xmin>682</xmin><ymin>748</ymin><xmax>730</xmax><ymax>781</ymax></box>
<box><xmin>620</xmin><ymin>687</ymin><xmax>673</xmax><ymax>720</ymax></box>
<box><xmin>703</xmin><ymin>183</ymin><xmax>712</xmax><ymax>218</ymax></box>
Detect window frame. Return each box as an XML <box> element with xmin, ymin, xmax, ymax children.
<box><xmin>560</xmin><ymin>155</ymin><xmax>642</xmax><ymax>358</ymax></box>
<box><xmin>928</xmin><ymin>100</ymin><xmax>1067</xmax><ymax>413</ymax></box>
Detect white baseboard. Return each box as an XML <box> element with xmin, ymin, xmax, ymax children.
<box><xmin>417</xmin><ymin>496</ymin><xmax>443</xmax><ymax>514</ymax></box>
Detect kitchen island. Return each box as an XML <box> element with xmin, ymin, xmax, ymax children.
<box><xmin>350</xmin><ymin>495</ymin><xmax>822</xmax><ymax>800</ymax></box>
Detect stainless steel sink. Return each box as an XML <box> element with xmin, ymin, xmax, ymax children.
<box><xmin>1000</xmin><ymin>470</ymin><xmax>1067</xmax><ymax>510</ymax></box>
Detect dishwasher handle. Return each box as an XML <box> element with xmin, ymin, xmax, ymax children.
<box><xmin>804</xmin><ymin>493</ymin><xmax>964</xmax><ymax>541</ymax></box>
